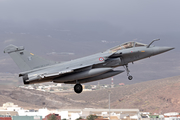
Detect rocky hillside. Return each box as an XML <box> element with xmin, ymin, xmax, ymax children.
<box><xmin>0</xmin><ymin>87</ymin><xmax>98</xmax><ymax>109</ymax></box>
<box><xmin>68</xmin><ymin>76</ymin><xmax>180</xmax><ymax>113</ymax></box>
<box><xmin>0</xmin><ymin>76</ymin><xmax>180</xmax><ymax>113</ymax></box>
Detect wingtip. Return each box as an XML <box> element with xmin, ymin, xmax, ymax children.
<box><xmin>4</xmin><ymin>44</ymin><xmax>24</xmax><ymax>54</ymax></box>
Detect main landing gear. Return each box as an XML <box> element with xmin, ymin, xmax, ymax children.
<box><xmin>74</xmin><ymin>83</ymin><xmax>83</xmax><ymax>94</ymax></box>
<box><xmin>124</xmin><ymin>64</ymin><xmax>133</xmax><ymax>80</ymax></box>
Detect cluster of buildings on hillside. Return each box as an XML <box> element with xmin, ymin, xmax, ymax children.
<box><xmin>0</xmin><ymin>102</ymin><xmax>140</xmax><ymax>120</ymax></box>
<box><xmin>0</xmin><ymin>102</ymin><xmax>180</xmax><ymax>120</ymax></box>
<box><xmin>19</xmin><ymin>82</ymin><xmax>125</xmax><ymax>92</ymax></box>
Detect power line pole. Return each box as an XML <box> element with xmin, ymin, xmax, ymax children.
<box><xmin>108</xmin><ymin>90</ymin><xmax>111</xmax><ymax>120</ymax></box>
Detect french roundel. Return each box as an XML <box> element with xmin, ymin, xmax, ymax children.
<box><xmin>99</xmin><ymin>57</ymin><xmax>104</xmax><ymax>61</ymax></box>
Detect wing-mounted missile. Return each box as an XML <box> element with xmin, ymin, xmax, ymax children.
<box><xmin>23</xmin><ymin>75</ymin><xmax>53</xmax><ymax>84</ymax></box>
<box><xmin>43</xmin><ymin>69</ymin><xmax>74</xmax><ymax>78</ymax></box>
<box><xmin>23</xmin><ymin>69</ymin><xmax>74</xmax><ymax>84</ymax></box>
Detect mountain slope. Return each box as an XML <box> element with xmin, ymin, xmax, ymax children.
<box><xmin>68</xmin><ymin>76</ymin><xmax>180</xmax><ymax>113</ymax></box>
<box><xmin>0</xmin><ymin>76</ymin><xmax>180</xmax><ymax>113</ymax></box>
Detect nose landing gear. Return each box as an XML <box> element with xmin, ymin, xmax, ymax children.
<box><xmin>128</xmin><ymin>75</ymin><xmax>133</xmax><ymax>80</ymax></box>
<box><xmin>124</xmin><ymin>64</ymin><xmax>133</xmax><ymax>80</ymax></box>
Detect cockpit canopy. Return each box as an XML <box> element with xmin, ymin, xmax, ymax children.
<box><xmin>110</xmin><ymin>42</ymin><xmax>147</xmax><ymax>52</ymax></box>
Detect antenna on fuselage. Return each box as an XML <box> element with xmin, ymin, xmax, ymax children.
<box><xmin>147</xmin><ymin>38</ymin><xmax>160</xmax><ymax>48</ymax></box>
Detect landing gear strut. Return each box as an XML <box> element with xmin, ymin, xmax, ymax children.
<box><xmin>124</xmin><ymin>64</ymin><xmax>133</xmax><ymax>80</ymax></box>
<box><xmin>74</xmin><ymin>83</ymin><xmax>83</xmax><ymax>94</ymax></box>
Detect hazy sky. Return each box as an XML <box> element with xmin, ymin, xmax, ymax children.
<box><xmin>0</xmin><ymin>0</ymin><xmax>180</xmax><ymax>33</ymax></box>
<box><xmin>0</xmin><ymin>0</ymin><xmax>179</xmax><ymax>84</ymax></box>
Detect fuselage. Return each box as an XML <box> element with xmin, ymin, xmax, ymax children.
<box><xmin>4</xmin><ymin>40</ymin><xmax>174</xmax><ymax>93</ymax></box>
<box><xmin>21</xmin><ymin>45</ymin><xmax>174</xmax><ymax>84</ymax></box>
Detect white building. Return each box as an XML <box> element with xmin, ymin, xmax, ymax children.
<box><xmin>55</xmin><ymin>108</ymin><xmax>140</xmax><ymax>120</ymax></box>
<box><xmin>7</xmin><ymin>107</ymin><xmax>21</xmax><ymax>111</ymax></box>
<box><xmin>59</xmin><ymin>111</ymin><xmax>69</xmax><ymax>119</ymax></box>
<box><xmin>164</xmin><ymin>112</ymin><xmax>179</xmax><ymax>116</ymax></box>
<box><xmin>57</xmin><ymin>84</ymin><xmax>62</xmax><ymax>87</ymax></box>
<box><xmin>3</xmin><ymin>102</ymin><xmax>17</xmax><ymax>108</ymax></box>
<box><xmin>2</xmin><ymin>102</ymin><xmax>21</xmax><ymax>111</ymax></box>
<box><xmin>18</xmin><ymin>108</ymin><xmax>49</xmax><ymax>118</ymax></box>
<box><xmin>71</xmin><ymin>113</ymin><xmax>80</xmax><ymax>120</ymax></box>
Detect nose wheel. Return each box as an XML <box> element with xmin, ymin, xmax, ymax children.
<box><xmin>74</xmin><ymin>84</ymin><xmax>83</xmax><ymax>94</ymax></box>
<box><xmin>128</xmin><ymin>75</ymin><xmax>133</xmax><ymax>80</ymax></box>
<box><xmin>124</xmin><ymin>64</ymin><xmax>133</xmax><ymax>80</ymax></box>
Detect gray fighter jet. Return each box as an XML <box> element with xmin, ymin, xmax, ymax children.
<box><xmin>4</xmin><ymin>39</ymin><xmax>174</xmax><ymax>93</ymax></box>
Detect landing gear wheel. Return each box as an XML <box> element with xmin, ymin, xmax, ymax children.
<box><xmin>124</xmin><ymin>64</ymin><xmax>133</xmax><ymax>80</ymax></box>
<box><xmin>74</xmin><ymin>84</ymin><xmax>83</xmax><ymax>94</ymax></box>
<box><xmin>128</xmin><ymin>76</ymin><xmax>133</xmax><ymax>80</ymax></box>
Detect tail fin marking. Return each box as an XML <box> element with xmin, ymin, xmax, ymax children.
<box><xmin>4</xmin><ymin>44</ymin><xmax>55</xmax><ymax>71</ymax></box>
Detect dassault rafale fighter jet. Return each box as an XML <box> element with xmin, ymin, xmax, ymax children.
<box><xmin>4</xmin><ymin>39</ymin><xmax>174</xmax><ymax>94</ymax></box>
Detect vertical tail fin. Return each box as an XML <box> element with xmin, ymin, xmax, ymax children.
<box><xmin>4</xmin><ymin>44</ymin><xmax>55</xmax><ymax>72</ymax></box>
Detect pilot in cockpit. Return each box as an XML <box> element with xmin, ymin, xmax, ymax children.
<box><xmin>123</xmin><ymin>42</ymin><xmax>134</xmax><ymax>49</ymax></box>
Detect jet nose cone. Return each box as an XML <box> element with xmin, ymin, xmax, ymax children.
<box><xmin>159</xmin><ymin>47</ymin><xmax>174</xmax><ymax>53</ymax></box>
<box><xmin>153</xmin><ymin>47</ymin><xmax>174</xmax><ymax>55</ymax></box>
